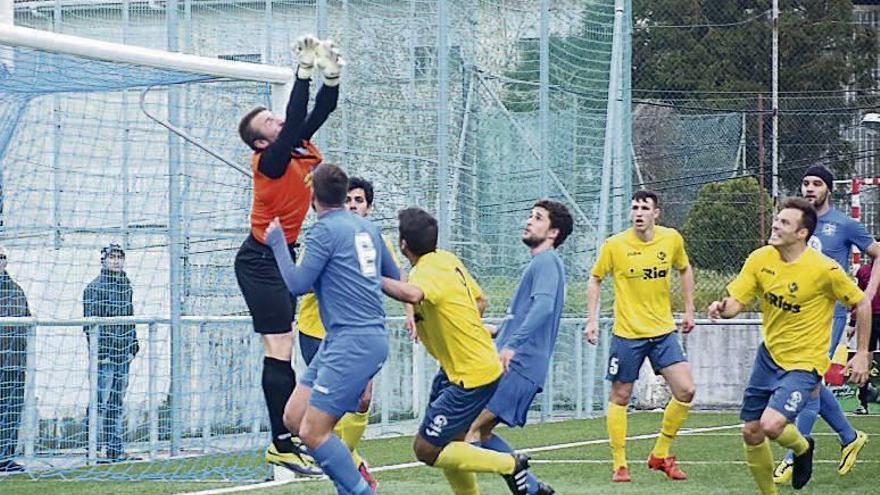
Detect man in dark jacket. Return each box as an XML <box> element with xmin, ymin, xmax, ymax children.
<box><xmin>84</xmin><ymin>243</ymin><xmax>138</xmax><ymax>462</ymax></box>
<box><xmin>0</xmin><ymin>246</ymin><xmax>30</xmax><ymax>472</ymax></box>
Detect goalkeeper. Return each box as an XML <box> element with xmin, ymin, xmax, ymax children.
<box><xmin>234</xmin><ymin>34</ymin><xmax>343</xmax><ymax>476</ymax></box>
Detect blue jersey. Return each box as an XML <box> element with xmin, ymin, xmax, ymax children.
<box><xmin>495</xmin><ymin>250</ymin><xmax>566</xmax><ymax>386</ymax></box>
<box><xmin>808</xmin><ymin>207</ymin><xmax>873</xmax><ymax>316</ymax></box>
<box><xmin>267</xmin><ymin>209</ymin><xmax>401</xmax><ymax>336</ymax></box>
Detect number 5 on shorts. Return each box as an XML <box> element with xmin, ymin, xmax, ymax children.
<box><xmin>608</xmin><ymin>357</ymin><xmax>619</xmax><ymax>376</ymax></box>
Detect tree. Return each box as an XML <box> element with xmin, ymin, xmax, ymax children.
<box><xmin>633</xmin><ymin>0</ymin><xmax>879</xmax><ymax>193</ymax></box>
<box><xmin>682</xmin><ymin>177</ymin><xmax>772</xmax><ymax>272</ymax></box>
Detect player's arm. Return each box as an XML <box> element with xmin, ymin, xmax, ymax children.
<box><xmin>265</xmin><ymin>218</ymin><xmax>324</xmax><ymax>295</ymax></box>
<box><xmin>257</xmin><ymin>78</ymin><xmax>312</xmax><ymax>179</ymax></box>
<box><xmin>679</xmin><ymin>264</ymin><xmax>696</xmax><ymax>332</ymax></box>
<box><xmin>707</xmin><ymin>296</ymin><xmax>745</xmax><ymax>320</ymax></box>
<box><xmin>862</xmin><ymin>242</ymin><xmax>880</xmax><ymax>300</ymax></box>
<box><xmin>381</xmin><ymin>277</ymin><xmax>424</xmax><ymax>305</ymax></box>
<box><xmin>848</xmin><ymin>297</ymin><xmax>872</xmax><ymax>385</ymax></box>
<box><xmin>584</xmin><ymin>275</ymin><xmax>602</xmax><ymax>345</ymax></box>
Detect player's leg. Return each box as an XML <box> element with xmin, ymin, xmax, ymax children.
<box><xmin>741</xmin><ymin>347</ymin><xmax>785</xmax><ymax>495</ymax></box>
<box><xmin>605</xmin><ymin>335</ymin><xmax>648</xmax><ymax>482</ymax></box>
<box><xmin>648</xmin><ymin>333</ymin><xmax>693</xmax><ymax>480</ymax></box>
<box><xmin>764</xmin><ymin>368</ymin><xmax>820</xmax><ymax>490</ymax></box>
<box><xmin>303</xmin><ymin>333</ymin><xmax>387</xmax><ymax>495</ymax></box>
<box><xmin>234</xmin><ymin>237</ymin><xmax>318</xmax><ymax>475</ymax></box>
<box><xmin>473</xmin><ymin>370</ymin><xmax>553</xmax><ymax>494</ymax></box>
<box><xmin>335</xmin><ymin>382</ymin><xmax>376</xmax><ymax>489</ymax></box>
<box><xmin>414</xmin><ymin>372</ymin><xmax>529</xmax><ymax>494</ymax></box>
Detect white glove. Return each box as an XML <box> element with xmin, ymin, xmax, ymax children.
<box><xmin>316</xmin><ymin>39</ymin><xmax>345</xmax><ymax>86</ymax></box>
<box><xmin>293</xmin><ymin>34</ymin><xmax>319</xmax><ymax>79</ymax></box>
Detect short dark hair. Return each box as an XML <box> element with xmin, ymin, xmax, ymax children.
<box><xmin>632</xmin><ymin>189</ymin><xmax>660</xmax><ymax>208</ymax></box>
<box><xmin>239</xmin><ymin>106</ymin><xmax>267</xmax><ymax>151</ymax></box>
<box><xmin>780</xmin><ymin>197</ymin><xmax>817</xmax><ymax>239</ymax></box>
<box><xmin>313</xmin><ymin>163</ymin><xmax>349</xmax><ymax>208</ymax></box>
<box><xmin>533</xmin><ymin>199</ymin><xmax>574</xmax><ymax>248</ymax></box>
<box><xmin>398</xmin><ymin>207</ymin><xmax>438</xmax><ymax>257</ymax></box>
<box><xmin>348</xmin><ymin>177</ymin><xmax>374</xmax><ymax>207</ymax></box>
<box><xmin>101</xmin><ymin>243</ymin><xmax>125</xmax><ymax>260</ymax></box>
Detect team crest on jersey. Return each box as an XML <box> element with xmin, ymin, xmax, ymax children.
<box><xmin>808</xmin><ymin>235</ymin><xmax>822</xmax><ymax>252</ymax></box>
<box><xmin>822</xmin><ymin>223</ymin><xmax>837</xmax><ymax>236</ymax></box>
<box><xmin>657</xmin><ymin>251</ymin><xmax>667</xmax><ymax>261</ymax></box>
<box><xmin>788</xmin><ymin>282</ymin><xmax>798</xmax><ymax>294</ymax></box>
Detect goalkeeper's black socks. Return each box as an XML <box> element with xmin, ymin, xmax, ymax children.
<box><xmin>262</xmin><ymin>356</ymin><xmax>296</xmax><ymax>453</ymax></box>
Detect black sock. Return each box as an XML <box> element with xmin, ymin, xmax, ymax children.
<box><xmin>262</xmin><ymin>356</ymin><xmax>296</xmax><ymax>453</ymax></box>
<box><xmin>859</xmin><ymin>384</ymin><xmax>870</xmax><ymax>409</ymax></box>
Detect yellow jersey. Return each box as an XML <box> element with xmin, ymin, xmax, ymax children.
<box><xmin>297</xmin><ymin>234</ymin><xmax>401</xmax><ymax>339</ymax></box>
<box><xmin>409</xmin><ymin>249</ymin><xmax>502</xmax><ymax>388</ymax></box>
<box><xmin>727</xmin><ymin>245</ymin><xmax>863</xmax><ymax>374</ymax></box>
<box><xmin>591</xmin><ymin>226</ymin><xmax>690</xmax><ymax>339</ymax></box>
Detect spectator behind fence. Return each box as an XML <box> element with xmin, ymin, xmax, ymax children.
<box><xmin>0</xmin><ymin>246</ymin><xmax>31</xmax><ymax>473</ymax></box>
<box><xmin>83</xmin><ymin>243</ymin><xmax>139</xmax><ymax>462</ymax></box>
<box><xmin>850</xmin><ymin>248</ymin><xmax>880</xmax><ymax>415</ymax></box>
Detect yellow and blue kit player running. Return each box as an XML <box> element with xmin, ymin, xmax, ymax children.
<box><xmin>466</xmin><ymin>199</ymin><xmax>573</xmax><ymax>495</ymax></box>
<box><xmin>773</xmin><ymin>165</ymin><xmax>876</xmax><ymax>483</ymax></box>
<box><xmin>709</xmin><ymin>197</ymin><xmax>873</xmax><ymax>495</ymax></box>
<box><xmin>382</xmin><ymin>207</ymin><xmax>531</xmax><ymax>495</ymax></box>
<box><xmin>266</xmin><ymin>164</ymin><xmax>400</xmax><ymax>495</ymax></box>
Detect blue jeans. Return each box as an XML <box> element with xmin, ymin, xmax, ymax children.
<box><xmin>96</xmin><ymin>360</ymin><xmax>130</xmax><ymax>457</ymax></box>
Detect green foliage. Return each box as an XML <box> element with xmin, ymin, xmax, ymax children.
<box><xmin>682</xmin><ymin>176</ymin><xmax>772</xmax><ymax>271</ymax></box>
<box><xmin>633</xmin><ymin>0</ymin><xmax>879</xmax><ymax>192</ymax></box>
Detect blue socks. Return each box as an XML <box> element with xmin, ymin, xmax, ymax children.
<box><xmin>480</xmin><ymin>434</ymin><xmax>539</xmax><ymax>495</ymax></box>
<box><xmin>312</xmin><ymin>434</ymin><xmax>374</xmax><ymax>495</ymax></box>
<box><xmin>818</xmin><ymin>385</ymin><xmax>857</xmax><ymax>445</ymax></box>
<box><xmin>785</xmin><ymin>385</ymin><xmax>857</xmax><ymax>462</ymax></box>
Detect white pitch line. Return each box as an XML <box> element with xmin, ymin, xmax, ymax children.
<box><xmin>175</xmin><ymin>423</ymin><xmax>743</xmax><ymax>495</ymax></box>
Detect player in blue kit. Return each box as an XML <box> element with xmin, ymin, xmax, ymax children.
<box><xmin>467</xmin><ymin>199</ymin><xmax>573</xmax><ymax>495</ymax></box>
<box><xmin>774</xmin><ymin>165</ymin><xmax>878</xmax><ymax>483</ymax></box>
<box><xmin>265</xmin><ymin>163</ymin><xmax>400</xmax><ymax>495</ymax></box>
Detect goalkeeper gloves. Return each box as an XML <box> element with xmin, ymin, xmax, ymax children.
<box><xmin>293</xmin><ymin>34</ymin><xmax>319</xmax><ymax>80</ymax></box>
<box><xmin>316</xmin><ymin>39</ymin><xmax>345</xmax><ymax>87</ymax></box>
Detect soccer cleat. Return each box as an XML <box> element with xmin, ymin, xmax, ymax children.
<box><xmin>535</xmin><ymin>480</ymin><xmax>556</xmax><ymax>494</ymax></box>
<box><xmin>358</xmin><ymin>460</ymin><xmax>379</xmax><ymax>491</ymax></box>
<box><xmin>853</xmin><ymin>405</ymin><xmax>869</xmax><ymax>415</ymax></box>
<box><xmin>791</xmin><ymin>436</ymin><xmax>814</xmax><ymax>490</ymax></box>
<box><xmin>647</xmin><ymin>454</ymin><xmax>687</xmax><ymax>480</ymax></box>
<box><xmin>838</xmin><ymin>430</ymin><xmax>868</xmax><ymax>475</ymax></box>
<box><xmin>501</xmin><ymin>453</ymin><xmax>530</xmax><ymax>494</ymax></box>
<box><xmin>772</xmin><ymin>458</ymin><xmax>793</xmax><ymax>484</ymax></box>
<box><xmin>611</xmin><ymin>466</ymin><xmax>631</xmax><ymax>482</ymax></box>
<box><xmin>265</xmin><ymin>443</ymin><xmax>322</xmax><ymax>477</ymax></box>
<box><xmin>315</xmin><ymin>39</ymin><xmax>345</xmax><ymax>84</ymax></box>
<box><xmin>0</xmin><ymin>460</ymin><xmax>25</xmax><ymax>472</ymax></box>
<box><xmin>293</xmin><ymin>34</ymin><xmax>319</xmax><ymax>79</ymax></box>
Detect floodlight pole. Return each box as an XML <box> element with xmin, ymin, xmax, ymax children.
<box><xmin>771</xmin><ymin>0</ymin><xmax>779</xmax><ymax>200</ymax></box>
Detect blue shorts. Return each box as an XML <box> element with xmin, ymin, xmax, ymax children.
<box><xmin>300</xmin><ymin>333</ymin><xmax>388</xmax><ymax>418</ymax></box>
<box><xmin>740</xmin><ymin>344</ymin><xmax>821</xmax><ymax>423</ymax></box>
<box><xmin>419</xmin><ymin>370</ymin><xmax>499</xmax><ymax>447</ymax></box>
<box><xmin>486</xmin><ymin>368</ymin><xmax>541</xmax><ymax>427</ymax></box>
<box><xmin>830</xmin><ymin>315</ymin><xmax>847</xmax><ymax>357</ymax></box>
<box><xmin>299</xmin><ymin>332</ymin><xmax>322</xmax><ymax>366</ymax></box>
<box><xmin>606</xmin><ymin>332</ymin><xmax>687</xmax><ymax>383</ymax></box>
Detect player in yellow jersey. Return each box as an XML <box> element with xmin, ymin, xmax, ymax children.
<box><xmin>295</xmin><ymin>177</ymin><xmax>412</xmax><ymax>490</ymax></box>
<box><xmin>382</xmin><ymin>207</ymin><xmax>531</xmax><ymax>495</ymax></box>
<box><xmin>708</xmin><ymin>197</ymin><xmax>873</xmax><ymax>494</ymax></box>
<box><xmin>585</xmin><ymin>190</ymin><xmax>696</xmax><ymax>483</ymax></box>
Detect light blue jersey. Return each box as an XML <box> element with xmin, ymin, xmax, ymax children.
<box><xmin>808</xmin><ymin>207</ymin><xmax>873</xmax><ymax>317</ymax></box>
<box><xmin>495</xmin><ymin>250</ymin><xmax>566</xmax><ymax>386</ymax></box>
<box><xmin>268</xmin><ymin>208</ymin><xmax>401</xmax><ymax>336</ymax></box>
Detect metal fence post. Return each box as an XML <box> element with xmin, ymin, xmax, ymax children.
<box><xmin>199</xmin><ymin>322</ymin><xmax>210</xmax><ymax>452</ymax></box>
<box><xmin>87</xmin><ymin>324</ymin><xmax>99</xmax><ymax>464</ymax></box>
<box><xmin>148</xmin><ymin>321</ymin><xmax>158</xmax><ymax>459</ymax></box>
<box><xmin>575</xmin><ymin>327</ymin><xmax>584</xmax><ymax>419</ymax></box>
<box><xmin>22</xmin><ymin>324</ymin><xmax>37</xmax><ymax>459</ymax></box>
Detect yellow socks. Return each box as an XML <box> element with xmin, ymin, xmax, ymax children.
<box><xmin>775</xmin><ymin>424</ymin><xmax>809</xmax><ymax>456</ymax></box>
<box><xmin>607</xmin><ymin>402</ymin><xmax>628</xmax><ymax>469</ymax></box>
<box><xmin>744</xmin><ymin>439</ymin><xmax>780</xmax><ymax>495</ymax></box>
<box><xmin>652</xmin><ymin>397</ymin><xmax>692</xmax><ymax>458</ymax></box>
<box><xmin>335</xmin><ymin>410</ymin><xmax>370</xmax><ymax>452</ymax></box>
<box><xmin>434</xmin><ymin>441</ymin><xmax>515</xmax><ymax>474</ymax></box>
<box><xmin>442</xmin><ymin>468</ymin><xmax>480</xmax><ymax>495</ymax></box>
